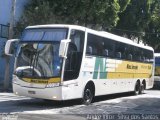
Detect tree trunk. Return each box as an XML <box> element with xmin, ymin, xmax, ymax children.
<box><xmin>3</xmin><ymin>0</ymin><xmax>16</xmax><ymax>91</ymax></box>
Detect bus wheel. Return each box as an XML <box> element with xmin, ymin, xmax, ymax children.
<box><xmin>140</xmin><ymin>84</ymin><xmax>145</xmax><ymax>94</ymax></box>
<box><xmin>82</xmin><ymin>86</ymin><xmax>94</xmax><ymax>105</ymax></box>
<box><xmin>140</xmin><ymin>81</ymin><xmax>146</xmax><ymax>94</ymax></box>
<box><xmin>134</xmin><ymin>81</ymin><xmax>140</xmax><ymax>95</ymax></box>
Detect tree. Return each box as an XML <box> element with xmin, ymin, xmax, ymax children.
<box><xmin>15</xmin><ymin>0</ymin><xmax>130</xmax><ymax>36</ymax></box>
<box><xmin>143</xmin><ymin>0</ymin><xmax>160</xmax><ymax>52</ymax></box>
<box><xmin>4</xmin><ymin>0</ymin><xmax>16</xmax><ymax>91</ymax></box>
<box><xmin>113</xmin><ymin>0</ymin><xmax>153</xmax><ymax>42</ymax></box>
<box><xmin>112</xmin><ymin>0</ymin><xmax>160</xmax><ymax>51</ymax></box>
<box><xmin>15</xmin><ymin>0</ymin><xmax>56</xmax><ymax>36</ymax></box>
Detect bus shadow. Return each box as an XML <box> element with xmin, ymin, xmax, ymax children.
<box><xmin>42</xmin><ymin>92</ymin><xmax>138</xmax><ymax>107</ymax></box>
<box><xmin>19</xmin><ymin>91</ymin><xmax>142</xmax><ymax>108</ymax></box>
<box><xmin>0</xmin><ymin>92</ymin><xmax>146</xmax><ymax>114</ymax></box>
<box><xmin>93</xmin><ymin>92</ymin><xmax>136</xmax><ymax>103</ymax></box>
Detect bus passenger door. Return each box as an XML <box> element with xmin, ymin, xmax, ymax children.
<box><xmin>63</xmin><ymin>29</ymin><xmax>85</xmax><ymax>81</ymax></box>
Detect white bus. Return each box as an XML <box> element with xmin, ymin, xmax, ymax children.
<box><xmin>5</xmin><ymin>25</ymin><xmax>154</xmax><ymax>105</ymax></box>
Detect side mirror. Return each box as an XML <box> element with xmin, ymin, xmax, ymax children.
<box><xmin>5</xmin><ymin>39</ymin><xmax>19</xmax><ymax>56</ymax></box>
<box><xmin>59</xmin><ymin>39</ymin><xmax>71</xmax><ymax>58</ymax></box>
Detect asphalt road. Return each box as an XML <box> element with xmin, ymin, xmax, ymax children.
<box><xmin>0</xmin><ymin>89</ymin><xmax>160</xmax><ymax>120</ymax></box>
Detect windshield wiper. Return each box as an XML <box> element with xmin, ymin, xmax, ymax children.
<box><xmin>31</xmin><ymin>43</ymin><xmax>40</xmax><ymax>76</ymax></box>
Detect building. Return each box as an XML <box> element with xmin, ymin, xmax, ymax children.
<box><xmin>0</xmin><ymin>0</ymin><xmax>28</xmax><ymax>88</ymax></box>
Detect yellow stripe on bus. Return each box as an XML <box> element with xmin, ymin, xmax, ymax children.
<box><xmin>107</xmin><ymin>72</ymin><xmax>151</xmax><ymax>79</ymax></box>
<box><xmin>107</xmin><ymin>60</ymin><xmax>152</xmax><ymax>79</ymax></box>
<box><xmin>22</xmin><ymin>77</ymin><xmax>61</xmax><ymax>84</ymax></box>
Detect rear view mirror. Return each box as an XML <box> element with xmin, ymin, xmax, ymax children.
<box><xmin>59</xmin><ymin>39</ymin><xmax>71</xmax><ymax>58</ymax></box>
<box><xmin>5</xmin><ymin>39</ymin><xmax>19</xmax><ymax>56</ymax></box>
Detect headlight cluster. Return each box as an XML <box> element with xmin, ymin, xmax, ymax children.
<box><xmin>12</xmin><ymin>76</ymin><xmax>18</xmax><ymax>83</ymax></box>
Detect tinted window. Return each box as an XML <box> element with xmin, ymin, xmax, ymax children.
<box><xmin>115</xmin><ymin>42</ymin><xmax>127</xmax><ymax>59</ymax></box>
<box><xmin>86</xmin><ymin>34</ymin><xmax>99</xmax><ymax>55</ymax></box>
<box><xmin>64</xmin><ymin>30</ymin><xmax>85</xmax><ymax>81</ymax></box>
<box><xmin>86</xmin><ymin>33</ymin><xmax>153</xmax><ymax>63</ymax></box>
<box><xmin>125</xmin><ymin>45</ymin><xmax>134</xmax><ymax>60</ymax></box>
<box><xmin>86</xmin><ymin>33</ymin><xmax>115</xmax><ymax>58</ymax></box>
<box><xmin>21</xmin><ymin>28</ymin><xmax>68</xmax><ymax>42</ymax></box>
<box><xmin>103</xmin><ymin>38</ymin><xmax>115</xmax><ymax>58</ymax></box>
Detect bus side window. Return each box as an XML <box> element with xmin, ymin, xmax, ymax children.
<box><xmin>86</xmin><ymin>33</ymin><xmax>99</xmax><ymax>56</ymax></box>
<box><xmin>86</xmin><ymin>46</ymin><xmax>92</xmax><ymax>55</ymax></box>
<box><xmin>103</xmin><ymin>38</ymin><xmax>115</xmax><ymax>58</ymax></box>
<box><xmin>116</xmin><ymin>52</ymin><xmax>121</xmax><ymax>59</ymax></box>
<box><xmin>142</xmin><ymin>56</ymin><xmax>145</xmax><ymax>62</ymax></box>
<box><xmin>103</xmin><ymin>49</ymin><xmax>108</xmax><ymax>57</ymax></box>
<box><xmin>65</xmin><ymin>43</ymin><xmax>78</xmax><ymax>70</ymax></box>
<box><xmin>126</xmin><ymin>45</ymin><xmax>134</xmax><ymax>61</ymax></box>
<box><xmin>115</xmin><ymin>42</ymin><xmax>124</xmax><ymax>59</ymax></box>
<box><xmin>128</xmin><ymin>54</ymin><xmax>132</xmax><ymax>60</ymax></box>
<box><xmin>134</xmin><ymin>47</ymin><xmax>141</xmax><ymax>62</ymax></box>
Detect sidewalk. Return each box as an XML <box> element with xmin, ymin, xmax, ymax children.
<box><xmin>0</xmin><ymin>84</ymin><xmax>13</xmax><ymax>93</ymax></box>
<box><xmin>0</xmin><ymin>88</ymin><xmax>12</xmax><ymax>93</ymax></box>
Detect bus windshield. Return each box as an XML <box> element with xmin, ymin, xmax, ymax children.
<box><xmin>14</xmin><ymin>28</ymin><xmax>68</xmax><ymax>78</ymax></box>
<box><xmin>15</xmin><ymin>42</ymin><xmax>62</xmax><ymax>78</ymax></box>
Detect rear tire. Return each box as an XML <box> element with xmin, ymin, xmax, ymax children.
<box><xmin>134</xmin><ymin>81</ymin><xmax>140</xmax><ymax>95</ymax></box>
<box><xmin>82</xmin><ymin>86</ymin><xmax>94</xmax><ymax>105</ymax></box>
<box><xmin>140</xmin><ymin>84</ymin><xmax>145</xmax><ymax>94</ymax></box>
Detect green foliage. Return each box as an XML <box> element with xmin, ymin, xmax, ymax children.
<box><xmin>118</xmin><ymin>0</ymin><xmax>131</xmax><ymax>12</ymax></box>
<box><xmin>15</xmin><ymin>0</ymin><xmax>56</xmax><ymax>36</ymax></box>
<box><xmin>113</xmin><ymin>0</ymin><xmax>160</xmax><ymax>51</ymax></box>
<box><xmin>143</xmin><ymin>0</ymin><xmax>160</xmax><ymax>52</ymax></box>
<box><xmin>114</xmin><ymin>0</ymin><xmax>153</xmax><ymax>39</ymax></box>
<box><xmin>16</xmin><ymin>0</ymin><xmax>160</xmax><ymax>51</ymax></box>
<box><xmin>15</xmin><ymin>0</ymin><xmax>130</xmax><ymax>36</ymax></box>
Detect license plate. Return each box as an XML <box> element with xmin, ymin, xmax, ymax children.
<box><xmin>28</xmin><ymin>91</ymin><xmax>36</xmax><ymax>94</ymax></box>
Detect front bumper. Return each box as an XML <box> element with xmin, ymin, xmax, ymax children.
<box><xmin>13</xmin><ymin>83</ymin><xmax>63</xmax><ymax>101</ymax></box>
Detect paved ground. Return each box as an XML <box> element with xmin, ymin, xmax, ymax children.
<box><xmin>0</xmin><ymin>89</ymin><xmax>160</xmax><ymax>120</ymax></box>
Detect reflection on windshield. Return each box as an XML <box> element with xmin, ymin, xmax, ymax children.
<box><xmin>15</xmin><ymin>43</ymin><xmax>61</xmax><ymax>78</ymax></box>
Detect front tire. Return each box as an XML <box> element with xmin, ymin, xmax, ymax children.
<box><xmin>82</xmin><ymin>86</ymin><xmax>94</xmax><ymax>105</ymax></box>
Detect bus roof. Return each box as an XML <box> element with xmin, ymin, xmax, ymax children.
<box><xmin>26</xmin><ymin>24</ymin><xmax>86</xmax><ymax>31</ymax></box>
<box><xmin>26</xmin><ymin>24</ymin><xmax>154</xmax><ymax>51</ymax></box>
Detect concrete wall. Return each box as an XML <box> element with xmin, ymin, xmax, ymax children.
<box><xmin>0</xmin><ymin>0</ymin><xmax>29</xmax><ymax>87</ymax></box>
<box><xmin>0</xmin><ymin>0</ymin><xmax>29</xmax><ymax>24</ymax></box>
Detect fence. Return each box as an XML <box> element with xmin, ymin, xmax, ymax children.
<box><xmin>0</xmin><ymin>24</ymin><xmax>9</xmax><ymax>39</ymax></box>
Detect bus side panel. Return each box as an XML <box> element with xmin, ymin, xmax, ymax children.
<box><xmin>82</xmin><ymin>57</ymin><xmax>136</xmax><ymax>96</ymax></box>
<box><xmin>61</xmin><ymin>79</ymin><xmax>85</xmax><ymax>100</ymax></box>
<box><xmin>112</xmin><ymin>59</ymin><xmax>154</xmax><ymax>89</ymax></box>
<box><xmin>83</xmin><ymin>56</ymin><xmax>154</xmax><ymax>97</ymax></box>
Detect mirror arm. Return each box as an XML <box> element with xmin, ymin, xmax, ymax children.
<box><xmin>5</xmin><ymin>39</ymin><xmax>19</xmax><ymax>56</ymax></box>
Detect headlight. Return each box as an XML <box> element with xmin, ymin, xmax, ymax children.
<box><xmin>12</xmin><ymin>76</ymin><xmax>18</xmax><ymax>83</ymax></box>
